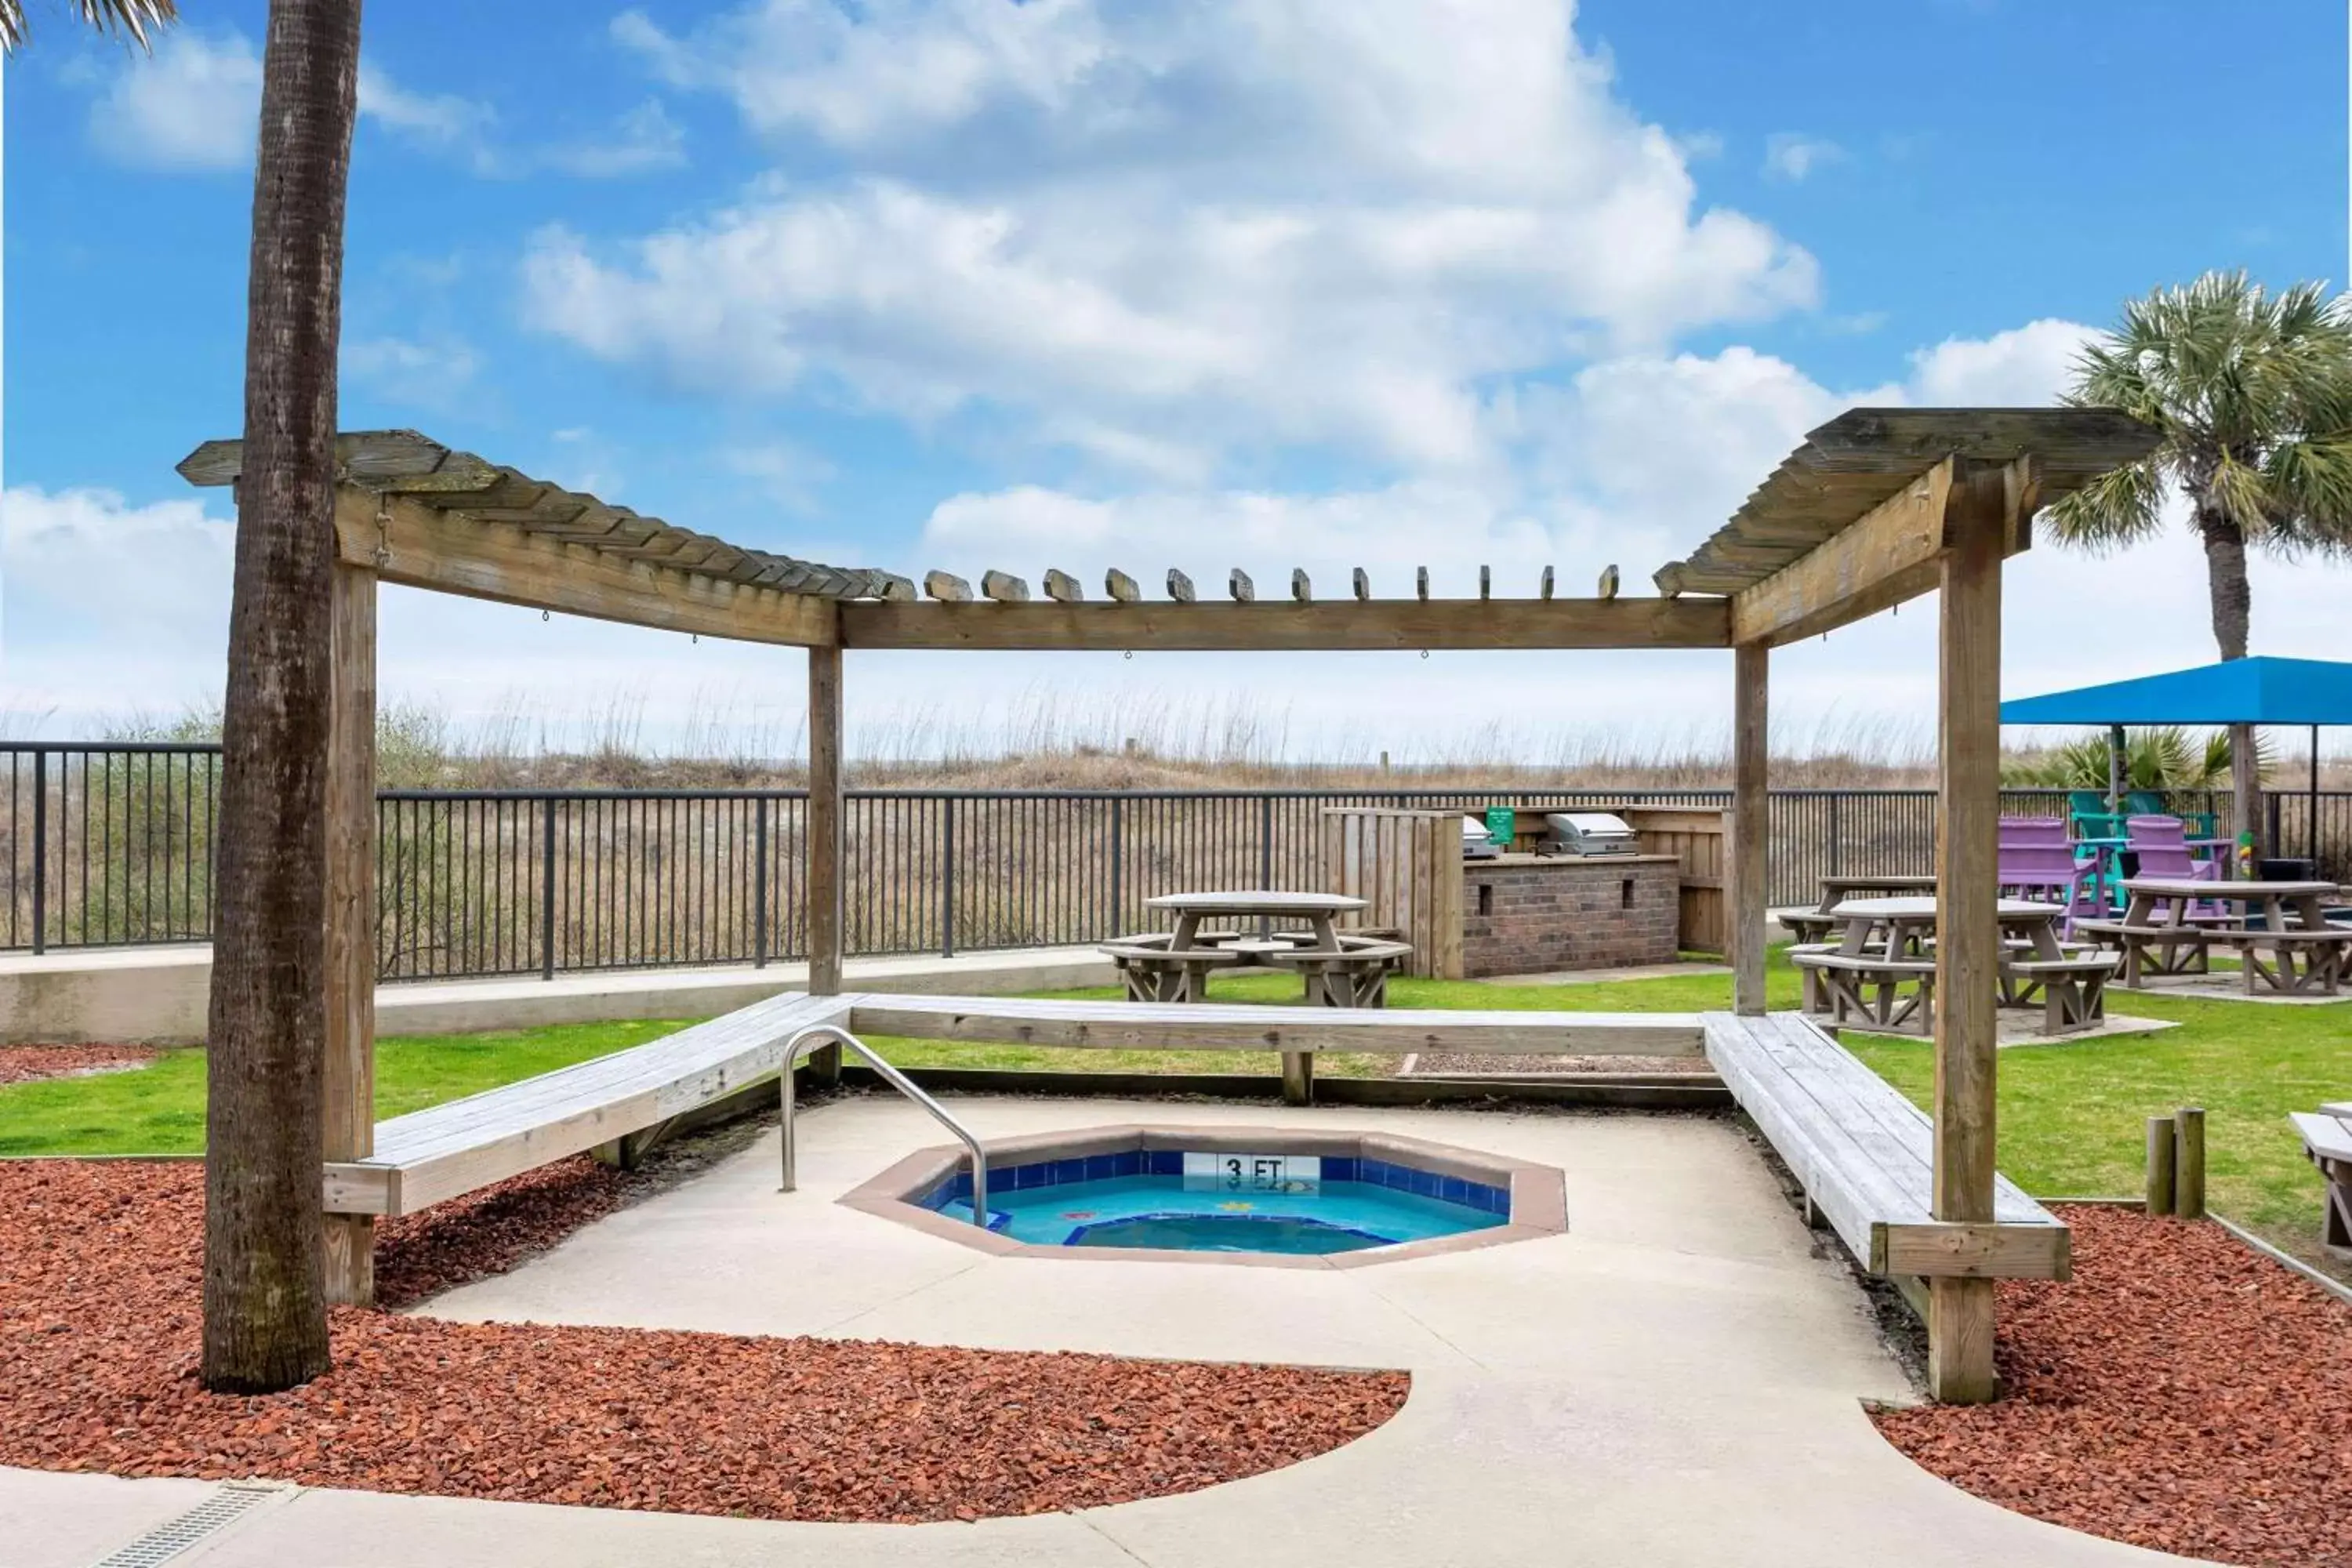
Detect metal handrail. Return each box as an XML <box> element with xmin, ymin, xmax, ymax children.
<box><xmin>777</xmin><ymin>1024</ymin><xmax>989</xmax><ymax>1227</ymax></box>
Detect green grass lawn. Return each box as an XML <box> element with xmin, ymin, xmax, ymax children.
<box><xmin>1846</xmin><ymin>993</ymin><xmax>2345</xmax><ymax>1268</ymax></box>
<box><xmin>0</xmin><ymin>1020</ymin><xmax>685</xmax><ymax>1157</ymax></box>
<box><xmin>2</xmin><ymin>951</ymin><xmax>2338</xmax><ymax>1278</ymax></box>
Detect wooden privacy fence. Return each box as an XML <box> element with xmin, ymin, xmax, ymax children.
<box><xmin>1320</xmin><ymin>804</ymin><xmax>1730</xmax><ymax>978</ymax></box>
<box><xmin>1321</xmin><ymin>808</ymin><xmax>1465</xmax><ymax>978</ymax></box>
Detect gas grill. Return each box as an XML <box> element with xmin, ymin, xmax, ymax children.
<box><xmin>1540</xmin><ymin>811</ymin><xmax>1639</xmax><ymax>857</ymax></box>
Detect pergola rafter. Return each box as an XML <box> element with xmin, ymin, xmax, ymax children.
<box><xmin>180</xmin><ymin>404</ymin><xmax>2161</xmax><ymax>1403</ymax></box>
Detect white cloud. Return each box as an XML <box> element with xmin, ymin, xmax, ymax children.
<box><xmin>85</xmin><ymin>30</ymin><xmax>260</xmax><ymax>171</ymax></box>
<box><xmin>548</xmin><ymin>0</ymin><xmax>1818</xmax><ymax>474</ymax></box>
<box><xmin>84</xmin><ymin>31</ymin><xmax>676</xmax><ymax>180</ymax></box>
<box><xmin>2</xmin><ymin>487</ymin><xmax>236</xmax><ymax>717</ymax></box>
<box><xmin>354</xmin><ymin>65</ymin><xmax>492</xmax><ymax>154</ymax></box>
<box><xmin>343</xmin><ymin>336</ymin><xmax>482</xmax><ymax>412</ymax></box>
<box><xmin>1762</xmin><ymin>132</ymin><xmax>1844</xmax><ymax>183</ymax></box>
<box><xmin>1905</xmin><ymin>318</ymin><xmax>2093</xmax><ymax>405</ymax></box>
<box><xmin>535</xmin><ymin>100</ymin><xmax>688</xmax><ymax>178</ymax></box>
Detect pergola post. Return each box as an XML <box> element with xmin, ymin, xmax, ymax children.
<box><xmin>804</xmin><ymin>640</ymin><xmax>845</xmax><ymax>1088</ymax></box>
<box><xmin>1927</xmin><ymin>464</ymin><xmax>2010</xmax><ymax>1403</ymax></box>
<box><xmin>323</xmin><ymin>562</ymin><xmax>377</xmax><ymax>1306</ymax></box>
<box><xmin>1730</xmin><ymin>642</ymin><xmax>1769</xmax><ymax>1015</ymax></box>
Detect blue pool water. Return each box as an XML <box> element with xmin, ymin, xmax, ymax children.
<box><xmin>922</xmin><ymin>1152</ymin><xmax>1508</xmax><ymax>1254</ymax></box>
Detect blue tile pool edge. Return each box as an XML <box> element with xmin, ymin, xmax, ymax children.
<box><xmin>914</xmin><ymin>1147</ymin><xmax>1512</xmax><ymax>1225</ymax></box>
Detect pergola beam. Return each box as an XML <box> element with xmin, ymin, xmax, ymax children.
<box><xmin>837</xmin><ymin>597</ymin><xmax>1732</xmax><ymax>652</ymax></box>
<box><xmin>331</xmin><ymin>489</ymin><xmax>840</xmax><ymax>647</ymax></box>
<box><xmin>1729</xmin><ymin>459</ymin><xmax>1962</xmax><ymax>647</ymax></box>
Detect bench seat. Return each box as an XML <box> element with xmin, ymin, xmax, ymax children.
<box><xmin>327</xmin><ymin>990</ymin><xmax>852</xmax><ymax>1216</ymax></box>
<box><xmin>1704</xmin><ymin>1011</ymin><xmax>2069</xmax><ymax>1281</ymax></box>
<box><xmin>2290</xmin><ymin>1108</ymin><xmax>2352</xmax><ymax>1252</ymax></box>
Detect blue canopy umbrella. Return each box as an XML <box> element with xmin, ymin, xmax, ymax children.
<box><xmin>2001</xmin><ymin>656</ymin><xmax>2352</xmax><ymax>860</ymax></box>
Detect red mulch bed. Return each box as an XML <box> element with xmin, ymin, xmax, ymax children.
<box><xmin>0</xmin><ymin>1044</ymin><xmax>160</xmax><ymax>1085</ymax></box>
<box><xmin>0</xmin><ymin>1160</ymin><xmax>1406</xmax><ymax>1523</ymax></box>
<box><xmin>1875</xmin><ymin>1203</ymin><xmax>2352</xmax><ymax>1567</ymax></box>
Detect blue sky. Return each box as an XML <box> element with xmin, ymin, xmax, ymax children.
<box><xmin>5</xmin><ymin>0</ymin><xmax>2349</xmax><ymax>758</ymax></box>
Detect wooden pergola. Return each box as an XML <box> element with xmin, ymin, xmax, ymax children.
<box><xmin>180</xmin><ymin>405</ymin><xmax>2158</xmax><ymax>1401</ymax></box>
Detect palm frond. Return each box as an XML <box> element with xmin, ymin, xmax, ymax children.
<box><xmin>2042</xmin><ymin>456</ymin><xmax>2165</xmax><ymax>552</ymax></box>
<box><xmin>1</xmin><ymin>0</ymin><xmax>177</xmax><ymax>53</ymax></box>
<box><xmin>2262</xmin><ymin>437</ymin><xmax>2352</xmax><ymax>550</ymax></box>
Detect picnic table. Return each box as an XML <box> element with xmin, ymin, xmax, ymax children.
<box><xmin>1779</xmin><ymin>875</ymin><xmax>1940</xmax><ymax>943</ymax></box>
<box><xmin>1103</xmin><ymin>891</ymin><xmax>1413</xmax><ymax>1105</ymax></box>
<box><xmin>1149</xmin><ymin>890</ymin><xmax>1365</xmax><ymax>951</ymax></box>
<box><xmin>1102</xmin><ymin>891</ymin><xmax>1412</xmax><ymax>1007</ymax></box>
<box><xmin>2083</xmin><ymin>877</ymin><xmax>2351</xmax><ymax>996</ymax></box>
<box><xmin>1791</xmin><ymin>896</ymin><xmax>2114</xmax><ymax>1036</ymax></box>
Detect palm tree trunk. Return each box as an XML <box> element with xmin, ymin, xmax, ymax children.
<box><xmin>201</xmin><ymin>0</ymin><xmax>362</xmax><ymax>1396</ymax></box>
<box><xmin>2198</xmin><ymin>506</ymin><xmax>2261</xmax><ymax>866</ymax></box>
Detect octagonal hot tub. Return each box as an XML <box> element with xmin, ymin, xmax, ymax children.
<box><xmin>843</xmin><ymin>1126</ymin><xmax>1567</xmax><ymax>1267</ymax></box>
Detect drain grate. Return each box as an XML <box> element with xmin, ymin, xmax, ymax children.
<box><xmin>88</xmin><ymin>1480</ymin><xmax>290</xmax><ymax>1568</ymax></box>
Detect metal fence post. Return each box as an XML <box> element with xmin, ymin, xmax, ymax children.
<box><xmin>1109</xmin><ymin>796</ymin><xmax>1124</xmax><ymax>936</ymax></box>
<box><xmin>1827</xmin><ymin>792</ymin><xmax>1842</xmax><ymax>878</ymax></box>
<box><xmin>30</xmin><ymin>750</ymin><xmax>46</xmax><ymax>955</ymax></box>
<box><xmin>1259</xmin><ymin>793</ymin><xmax>1275</xmax><ymax>889</ymax></box>
<box><xmin>941</xmin><ymin>797</ymin><xmax>956</xmax><ymax>958</ymax></box>
<box><xmin>539</xmin><ymin>796</ymin><xmax>557</xmax><ymax>981</ymax></box>
<box><xmin>753</xmin><ymin>795</ymin><xmax>771</xmax><ymax>968</ymax></box>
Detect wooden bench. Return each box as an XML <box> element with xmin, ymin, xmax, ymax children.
<box><xmin>1999</xmin><ymin>954</ymin><xmax>2118</xmax><ymax>1032</ymax></box>
<box><xmin>2232</xmin><ymin>930</ymin><xmax>2352</xmax><ymax>996</ymax></box>
<box><xmin>1775</xmin><ymin>909</ymin><xmax>1842</xmax><ymax>946</ymax></box>
<box><xmin>324</xmin><ymin>989</ymin><xmax>1713</xmax><ymax>1216</ymax></box>
<box><xmin>2078</xmin><ymin>920</ymin><xmax>2352</xmax><ymax>994</ymax></box>
<box><xmin>848</xmin><ymin>993</ymin><xmax>1708</xmax><ymax>1109</ymax></box>
<box><xmin>1099</xmin><ymin>938</ymin><xmax>1247</xmax><ymax>1002</ymax></box>
<box><xmin>1787</xmin><ymin>949</ymin><xmax>1938</xmax><ymax>1034</ymax></box>
<box><xmin>325</xmin><ymin>990</ymin><xmax>851</xmax><ymax>1217</ymax></box>
<box><xmin>2289</xmin><ymin>1105</ymin><xmax>2352</xmax><ymax>1254</ymax></box>
<box><xmin>1705</xmin><ymin>1012</ymin><xmax>2070</xmax><ymax>1283</ymax></box>
<box><xmin>1265</xmin><ymin>938</ymin><xmax>1416</xmax><ymax>1007</ymax></box>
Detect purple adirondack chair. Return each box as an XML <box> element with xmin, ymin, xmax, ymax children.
<box><xmin>1996</xmin><ymin>837</ymin><xmax>2100</xmax><ymax>937</ymax></box>
<box><xmin>2001</xmin><ymin>815</ymin><xmax>2073</xmax><ymax>848</ymax></box>
<box><xmin>2127</xmin><ymin>815</ymin><xmax>2224</xmax><ymax>920</ymax></box>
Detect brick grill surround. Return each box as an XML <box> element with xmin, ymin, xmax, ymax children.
<box><xmin>1460</xmin><ymin>855</ymin><xmax>1680</xmax><ymax>978</ymax></box>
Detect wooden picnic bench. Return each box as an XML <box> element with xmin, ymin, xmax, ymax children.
<box><xmin>1266</xmin><ymin>938</ymin><xmax>1415</xmax><ymax>1007</ymax></box>
<box><xmin>2082</xmin><ymin>877</ymin><xmax>2352</xmax><ymax>995</ymax></box>
<box><xmin>1790</xmin><ymin>897</ymin><xmax>2113</xmax><ymax>1036</ymax></box>
<box><xmin>1100</xmin><ymin>936</ymin><xmax>1250</xmax><ymax>1003</ymax></box>
<box><xmin>1706</xmin><ymin>1012</ymin><xmax>2069</xmax><ymax>1286</ymax></box>
<box><xmin>2290</xmin><ymin>1105</ymin><xmax>2352</xmax><ymax>1254</ymax></box>
<box><xmin>1788</xmin><ymin>946</ymin><xmax>1939</xmax><ymax>1032</ymax></box>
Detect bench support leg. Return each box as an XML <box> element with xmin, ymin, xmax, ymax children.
<box><xmin>1281</xmin><ymin>1051</ymin><xmax>1315</xmax><ymax>1106</ymax></box>
<box><xmin>2324</xmin><ymin>1173</ymin><xmax>2352</xmax><ymax>1253</ymax></box>
<box><xmin>1927</xmin><ymin>1277</ymin><xmax>1998</xmax><ymax>1403</ymax></box>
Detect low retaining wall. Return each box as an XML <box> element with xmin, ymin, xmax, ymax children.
<box><xmin>0</xmin><ymin>946</ymin><xmax>1118</xmax><ymax>1045</ymax></box>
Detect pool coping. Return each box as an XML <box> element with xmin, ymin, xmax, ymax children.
<box><xmin>839</xmin><ymin>1123</ymin><xmax>1570</xmax><ymax>1269</ymax></box>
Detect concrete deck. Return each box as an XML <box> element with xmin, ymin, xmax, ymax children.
<box><xmin>0</xmin><ymin>945</ymin><xmax>1116</xmax><ymax>1044</ymax></box>
<box><xmin>16</xmin><ymin>1096</ymin><xmax>2190</xmax><ymax>1567</ymax></box>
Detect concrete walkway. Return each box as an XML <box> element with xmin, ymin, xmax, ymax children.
<box><xmin>14</xmin><ymin>1096</ymin><xmax>2190</xmax><ymax>1567</ymax></box>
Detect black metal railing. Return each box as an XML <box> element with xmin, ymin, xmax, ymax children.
<box><xmin>5</xmin><ymin>741</ymin><xmax>2325</xmax><ymax>980</ymax></box>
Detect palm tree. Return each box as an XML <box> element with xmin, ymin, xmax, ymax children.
<box><xmin>198</xmin><ymin>0</ymin><xmax>363</xmax><ymax>1393</ymax></box>
<box><xmin>0</xmin><ymin>0</ymin><xmax>175</xmax><ymax>51</ymax></box>
<box><xmin>2047</xmin><ymin>271</ymin><xmax>2352</xmax><ymax>852</ymax></box>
